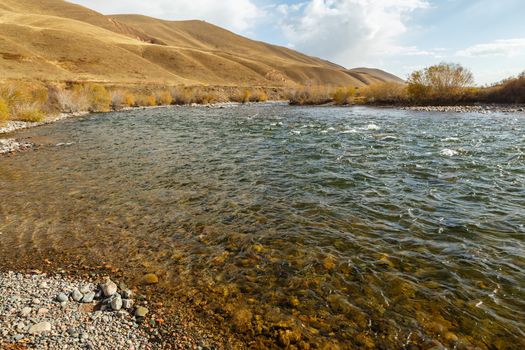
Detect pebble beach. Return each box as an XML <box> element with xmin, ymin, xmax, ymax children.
<box><xmin>0</xmin><ymin>112</ymin><xmax>88</xmax><ymax>155</ymax></box>
<box><xmin>402</xmin><ymin>104</ymin><xmax>525</xmax><ymax>113</ymax></box>
<box><xmin>0</xmin><ymin>271</ymin><xmax>152</xmax><ymax>350</ymax></box>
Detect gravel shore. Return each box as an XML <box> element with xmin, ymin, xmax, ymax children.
<box><xmin>0</xmin><ymin>112</ymin><xmax>89</xmax><ymax>155</ymax></box>
<box><xmin>0</xmin><ymin>138</ymin><xmax>33</xmax><ymax>154</ymax></box>
<box><xmin>0</xmin><ymin>271</ymin><xmax>152</xmax><ymax>350</ymax></box>
<box><xmin>0</xmin><ymin>112</ymin><xmax>89</xmax><ymax>135</ymax></box>
<box><xmin>401</xmin><ymin>104</ymin><xmax>525</xmax><ymax>113</ymax></box>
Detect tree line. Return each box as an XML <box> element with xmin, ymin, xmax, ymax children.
<box><xmin>289</xmin><ymin>63</ymin><xmax>525</xmax><ymax>106</ymax></box>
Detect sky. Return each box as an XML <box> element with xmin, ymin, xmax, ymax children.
<box><xmin>70</xmin><ymin>0</ymin><xmax>525</xmax><ymax>85</ymax></box>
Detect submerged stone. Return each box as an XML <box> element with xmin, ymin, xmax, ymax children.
<box><xmin>327</xmin><ymin>294</ymin><xmax>354</xmax><ymax>314</ymax></box>
<box><xmin>443</xmin><ymin>331</ymin><xmax>458</xmax><ymax>342</ymax></box>
<box><xmin>290</xmin><ymin>296</ymin><xmax>300</xmax><ymax>307</ymax></box>
<box><xmin>142</xmin><ymin>273</ymin><xmax>159</xmax><ymax>285</ymax></box>
<box><xmin>232</xmin><ymin>307</ymin><xmax>253</xmax><ymax>333</ymax></box>
<box><xmin>323</xmin><ymin>257</ymin><xmax>336</xmax><ymax>270</ymax></box>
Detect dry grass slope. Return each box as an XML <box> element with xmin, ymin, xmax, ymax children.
<box><xmin>0</xmin><ymin>0</ymin><xmax>401</xmax><ymax>87</ymax></box>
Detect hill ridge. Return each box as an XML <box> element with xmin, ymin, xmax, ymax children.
<box><xmin>0</xmin><ymin>0</ymin><xmax>403</xmax><ymax>86</ymax></box>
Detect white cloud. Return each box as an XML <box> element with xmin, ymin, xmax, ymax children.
<box><xmin>70</xmin><ymin>0</ymin><xmax>429</xmax><ymax>65</ymax></box>
<box><xmin>276</xmin><ymin>0</ymin><xmax>429</xmax><ymax>67</ymax></box>
<box><xmin>70</xmin><ymin>0</ymin><xmax>263</xmax><ymax>32</ymax></box>
<box><xmin>384</xmin><ymin>45</ymin><xmax>436</xmax><ymax>56</ymax></box>
<box><xmin>457</xmin><ymin>38</ymin><xmax>525</xmax><ymax>57</ymax></box>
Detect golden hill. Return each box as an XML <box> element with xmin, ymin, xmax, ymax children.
<box><xmin>0</xmin><ymin>0</ymin><xmax>402</xmax><ymax>87</ymax></box>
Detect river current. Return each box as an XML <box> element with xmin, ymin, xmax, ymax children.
<box><xmin>1</xmin><ymin>105</ymin><xmax>524</xmax><ymax>349</ymax></box>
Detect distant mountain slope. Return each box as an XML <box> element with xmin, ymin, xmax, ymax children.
<box><xmin>0</xmin><ymin>0</ymin><xmax>403</xmax><ymax>87</ymax></box>
<box><xmin>0</xmin><ymin>0</ymin><xmax>164</xmax><ymax>44</ymax></box>
<box><xmin>349</xmin><ymin>68</ymin><xmax>405</xmax><ymax>84</ymax></box>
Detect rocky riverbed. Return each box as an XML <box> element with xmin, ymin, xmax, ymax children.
<box><xmin>0</xmin><ymin>104</ymin><xmax>257</xmax><ymax>155</ymax></box>
<box><xmin>0</xmin><ymin>271</ymin><xmax>152</xmax><ymax>349</ymax></box>
<box><xmin>0</xmin><ymin>112</ymin><xmax>89</xmax><ymax>155</ymax></box>
<box><xmin>0</xmin><ymin>112</ymin><xmax>89</xmax><ymax>135</ymax></box>
<box><xmin>402</xmin><ymin>104</ymin><xmax>525</xmax><ymax>113</ymax></box>
<box><xmin>0</xmin><ymin>138</ymin><xmax>33</xmax><ymax>154</ymax></box>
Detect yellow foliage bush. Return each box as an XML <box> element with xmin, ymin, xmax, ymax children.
<box><xmin>30</xmin><ymin>84</ymin><xmax>49</xmax><ymax>106</ymax></box>
<box><xmin>136</xmin><ymin>95</ymin><xmax>157</xmax><ymax>107</ymax></box>
<box><xmin>0</xmin><ymin>82</ymin><xmax>48</xmax><ymax>109</ymax></box>
<box><xmin>156</xmin><ymin>90</ymin><xmax>173</xmax><ymax>105</ymax></box>
<box><xmin>258</xmin><ymin>91</ymin><xmax>268</xmax><ymax>102</ymax></box>
<box><xmin>332</xmin><ymin>87</ymin><xmax>355</xmax><ymax>105</ymax></box>
<box><xmin>171</xmin><ymin>87</ymin><xmax>221</xmax><ymax>105</ymax></box>
<box><xmin>123</xmin><ymin>92</ymin><xmax>136</xmax><ymax>107</ymax></box>
<box><xmin>249</xmin><ymin>89</ymin><xmax>268</xmax><ymax>102</ymax></box>
<box><xmin>13</xmin><ymin>104</ymin><xmax>44</xmax><ymax>122</ymax></box>
<box><xmin>241</xmin><ymin>89</ymin><xmax>251</xmax><ymax>103</ymax></box>
<box><xmin>89</xmin><ymin>84</ymin><xmax>111</xmax><ymax>112</ymax></box>
<box><xmin>194</xmin><ymin>90</ymin><xmax>219</xmax><ymax>104</ymax></box>
<box><xmin>406</xmin><ymin>63</ymin><xmax>474</xmax><ymax>104</ymax></box>
<box><xmin>110</xmin><ymin>90</ymin><xmax>137</xmax><ymax>110</ymax></box>
<box><xmin>363</xmin><ymin>82</ymin><xmax>407</xmax><ymax>104</ymax></box>
<box><xmin>145</xmin><ymin>95</ymin><xmax>157</xmax><ymax>106</ymax></box>
<box><xmin>0</xmin><ymin>97</ymin><xmax>9</xmax><ymax>122</ymax></box>
<box><xmin>288</xmin><ymin>86</ymin><xmax>332</xmax><ymax>105</ymax></box>
<box><xmin>73</xmin><ymin>84</ymin><xmax>111</xmax><ymax>112</ymax></box>
<box><xmin>229</xmin><ymin>89</ymin><xmax>253</xmax><ymax>103</ymax></box>
<box><xmin>0</xmin><ymin>82</ymin><xmax>49</xmax><ymax>120</ymax></box>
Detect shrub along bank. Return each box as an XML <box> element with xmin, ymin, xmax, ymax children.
<box><xmin>1</xmin><ymin>65</ymin><xmax>523</xmax><ymax>124</ymax></box>
<box><xmin>288</xmin><ymin>63</ymin><xmax>525</xmax><ymax>106</ymax></box>
<box><xmin>0</xmin><ymin>82</ymin><xmax>277</xmax><ymax>124</ymax></box>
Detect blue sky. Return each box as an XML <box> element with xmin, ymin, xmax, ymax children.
<box><xmin>71</xmin><ymin>0</ymin><xmax>525</xmax><ymax>84</ymax></box>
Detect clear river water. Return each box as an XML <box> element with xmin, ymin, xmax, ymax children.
<box><xmin>0</xmin><ymin>105</ymin><xmax>524</xmax><ymax>349</ymax></box>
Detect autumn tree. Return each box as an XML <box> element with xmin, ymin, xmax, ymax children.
<box><xmin>407</xmin><ymin>63</ymin><xmax>474</xmax><ymax>103</ymax></box>
<box><xmin>488</xmin><ymin>71</ymin><xmax>525</xmax><ymax>103</ymax></box>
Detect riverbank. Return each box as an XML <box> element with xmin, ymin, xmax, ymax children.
<box><xmin>0</xmin><ymin>264</ymin><xmax>239</xmax><ymax>350</ymax></box>
<box><xmin>0</xmin><ymin>111</ymin><xmax>88</xmax><ymax>155</ymax></box>
<box><xmin>0</xmin><ymin>112</ymin><xmax>89</xmax><ymax>135</ymax></box>
<box><xmin>307</xmin><ymin>102</ymin><xmax>525</xmax><ymax>113</ymax></box>
<box><xmin>401</xmin><ymin>104</ymin><xmax>525</xmax><ymax>113</ymax></box>
<box><xmin>0</xmin><ymin>271</ymin><xmax>152</xmax><ymax>349</ymax></box>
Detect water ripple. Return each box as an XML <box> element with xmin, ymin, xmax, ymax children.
<box><xmin>1</xmin><ymin>105</ymin><xmax>524</xmax><ymax>349</ymax></box>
